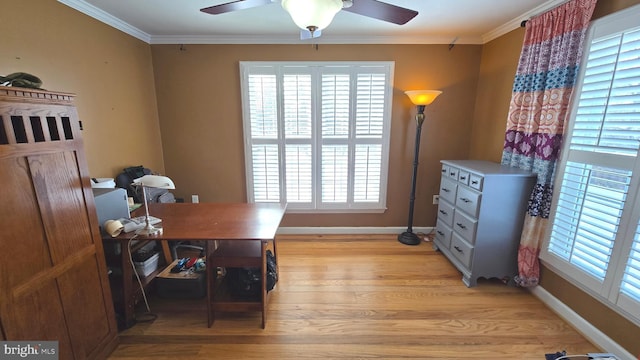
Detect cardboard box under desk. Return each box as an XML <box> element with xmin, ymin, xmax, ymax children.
<box><xmin>156</xmin><ymin>259</ymin><xmax>206</xmax><ymax>299</ymax></box>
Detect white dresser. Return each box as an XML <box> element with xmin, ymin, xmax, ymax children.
<box><xmin>434</xmin><ymin>160</ymin><xmax>535</xmax><ymax>287</ymax></box>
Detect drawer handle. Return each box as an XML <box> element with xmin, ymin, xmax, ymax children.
<box><xmin>439</xmin><ymin>210</ymin><xmax>447</xmax><ymax>215</ymax></box>
<box><xmin>442</xmin><ymin>188</ymin><xmax>450</xmax><ymax>193</ymax></box>
<box><xmin>442</xmin><ymin>169</ymin><xmax>446</xmax><ymax>173</ymax></box>
<box><xmin>460</xmin><ymin>176</ymin><xmax>466</xmax><ymax>180</ymax></box>
<box><xmin>454</xmin><ymin>246</ymin><xmax>463</xmax><ymax>253</ymax></box>
<box><xmin>460</xmin><ymin>198</ymin><xmax>471</xmax><ymax>203</ymax></box>
<box><xmin>471</xmin><ymin>180</ymin><xmax>479</xmax><ymax>185</ymax></box>
<box><xmin>437</xmin><ymin>230</ymin><xmax>444</xmax><ymax>236</ymax></box>
<box><xmin>450</xmin><ymin>172</ymin><xmax>456</xmax><ymax>176</ymax></box>
<box><xmin>456</xmin><ymin>223</ymin><xmax>466</xmax><ymax>229</ymax></box>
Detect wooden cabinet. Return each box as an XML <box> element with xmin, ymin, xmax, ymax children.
<box><xmin>433</xmin><ymin>160</ymin><xmax>535</xmax><ymax>287</ymax></box>
<box><xmin>0</xmin><ymin>86</ymin><xmax>118</xmax><ymax>359</ymax></box>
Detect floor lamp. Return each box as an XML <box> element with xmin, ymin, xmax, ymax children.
<box><xmin>132</xmin><ymin>174</ymin><xmax>175</xmax><ymax>236</ymax></box>
<box><xmin>398</xmin><ymin>90</ymin><xmax>442</xmax><ymax>246</ymax></box>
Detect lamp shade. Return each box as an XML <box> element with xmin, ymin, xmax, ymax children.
<box><xmin>132</xmin><ymin>175</ymin><xmax>175</xmax><ymax>189</ymax></box>
<box><xmin>404</xmin><ymin>90</ymin><xmax>442</xmax><ymax>106</ymax></box>
<box><xmin>281</xmin><ymin>0</ymin><xmax>343</xmax><ymax>31</ymax></box>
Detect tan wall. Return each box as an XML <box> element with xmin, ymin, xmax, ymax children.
<box><xmin>151</xmin><ymin>44</ymin><xmax>482</xmax><ymax>227</ymax></box>
<box><xmin>473</xmin><ymin>0</ymin><xmax>640</xmax><ymax>356</ymax></box>
<box><xmin>0</xmin><ymin>0</ymin><xmax>164</xmax><ymax>179</ymax></box>
<box><xmin>4</xmin><ymin>0</ymin><xmax>639</xmax><ymax>355</ymax></box>
<box><xmin>470</xmin><ymin>28</ymin><xmax>525</xmax><ymax>162</ymax></box>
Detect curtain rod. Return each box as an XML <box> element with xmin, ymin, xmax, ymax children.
<box><xmin>520</xmin><ymin>0</ymin><xmax>570</xmax><ymax>27</ymax></box>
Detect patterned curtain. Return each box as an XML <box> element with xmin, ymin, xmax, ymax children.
<box><xmin>501</xmin><ymin>0</ymin><xmax>597</xmax><ymax>287</ymax></box>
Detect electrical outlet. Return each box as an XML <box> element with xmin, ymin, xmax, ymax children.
<box><xmin>191</xmin><ymin>194</ymin><xmax>199</xmax><ymax>203</ymax></box>
<box><xmin>433</xmin><ymin>195</ymin><xmax>439</xmax><ymax>205</ymax></box>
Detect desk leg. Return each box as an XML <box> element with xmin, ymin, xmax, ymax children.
<box><xmin>273</xmin><ymin>236</ymin><xmax>279</xmax><ymax>275</ymax></box>
<box><xmin>121</xmin><ymin>241</ymin><xmax>135</xmax><ymax>329</ymax></box>
<box><xmin>261</xmin><ymin>240</ymin><xmax>267</xmax><ymax>329</ymax></box>
<box><xmin>161</xmin><ymin>240</ymin><xmax>172</xmax><ymax>264</ymax></box>
<box><xmin>206</xmin><ymin>240</ymin><xmax>214</xmax><ymax>328</ymax></box>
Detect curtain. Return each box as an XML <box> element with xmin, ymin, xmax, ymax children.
<box><xmin>501</xmin><ymin>0</ymin><xmax>597</xmax><ymax>287</ymax></box>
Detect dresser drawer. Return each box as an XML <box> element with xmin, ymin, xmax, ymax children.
<box><xmin>452</xmin><ymin>211</ymin><xmax>478</xmax><ymax>244</ymax></box>
<box><xmin>441</xmin><ymin>164</ymin><xmax>449</xmax><ymax>177</ymax></box>
<box><xmin>469</xmin><ymin>173</ymin><xmax>483</xmax><ymax>191</ymax></box>
<box><xmin>447</xmin><ymin>166</ymin><xmax>459</xmax><ymax>180</ymax></box>
<box><xmin>439</xmin><ymin>177</ymin><xmax>458</xmax><ymax>204</ymax></box>
<box><xmin>437</xmin><ymin>201</ymin><xmax>455</xmax><ymax>227</ymax></box>
<box><xmin>451</xmin><ymin>233</ymin><xmax>473</xmax><ymax>268</ymax></box>
<box><xmin>435</xmin><ymin>220</ymin><xmax>453</xmax><ymax>250</ymax></box>
<box><xmin>456</xmin><ymin>186</ymin><xmax>481</xmax><ymax>217</ymax></box>
<box><xmin>457</xmin><ymin>170</ymin><xmax>470</xmax><ymax>186</ymax></box>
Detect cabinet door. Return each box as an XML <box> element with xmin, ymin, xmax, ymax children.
<box><xmin>0</xmin><ymin>155</ymin><xmax>77</xmax><ymax>359</ymax></box>
<box><xmin>0</xmin><ymin>94</ymin><xmax>118</xmax><ymax>359</ymax></box>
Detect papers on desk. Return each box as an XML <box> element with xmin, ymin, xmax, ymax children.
<box><xmin>119</xmin><ymin>216</ymin><xmax>162</xmax><ymax>233</ymax></box>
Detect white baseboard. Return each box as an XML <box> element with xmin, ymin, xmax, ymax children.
<box><xmin>530</xmin><ymin>286</ymin><xmax>636</xmax><ymax>360</ymax></box>
<box><xmin>276</xmin><ymin>226</ymin><xmax>433</xmax><ymax>235</ymax></box>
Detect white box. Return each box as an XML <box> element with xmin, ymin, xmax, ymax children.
<box><xmin>134</xmin><ymin>252</ymin><xmax>159</xmax><ymax>277</ymax></box>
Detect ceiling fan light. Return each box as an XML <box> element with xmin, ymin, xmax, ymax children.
<box><xmin>281</xmin><ymin>0</ymin><xmax>343</xmax><ymax>31</ymax></box>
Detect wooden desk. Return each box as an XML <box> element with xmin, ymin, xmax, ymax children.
<box><xmin>104</xmin><ymin>202</ymin><xmax>286</xmax><ymax>329</ymax></box>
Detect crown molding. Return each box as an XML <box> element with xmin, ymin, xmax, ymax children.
<box><xmin>59</xmin><ymin>0</ymin><xmax>562</xmax><ymax>45</ymax></box>
<box><xmin>148</xmin><ymin>34</ymin><xmax>483</xmax><ymax>45</ymax></box>
<box><xmin>481</xmin><ymin>0</ymin><xmax>567</xmax><ymax>43</ymax></box>
<box><xmin>57</xmin><ymin>0</ymin><xmax>151</xmax><ymax>43</ymax></box>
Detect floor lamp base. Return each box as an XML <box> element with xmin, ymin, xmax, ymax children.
<box><xmin>398</xmin><ymin>231</ymin><xmax>421</xmax><ymax>246</ymax></box>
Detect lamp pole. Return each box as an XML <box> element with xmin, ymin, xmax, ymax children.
<box><xmin>398</xmin><ymin>90</ymin><xmax>442</xmax><ymax>246</ymax></box>
<box><xmin>398</xmin><ymin>105</ymin><xmax>426</xmax><ymax>245</ymax></box>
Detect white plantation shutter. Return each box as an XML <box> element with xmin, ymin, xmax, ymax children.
<box><xmin>283</xmin><ymin>74</ymin><xmax>312</xmax><ymax>138</ymax></box>
<box><xmin>354</xmin><ymin>144</ymin><xmax>382</xmax><ymax>202</ymax></box>
<box><xmin>241</xmin><ymin>62</ymin><xmax>393</xmax><ymax>211</ymax></box>
<box><xmin>321</xmin><ymin>74</ymin><xmax>350</xmax><ymax>138</ymax></box>
<box><xmin>548</xmin><ymin>163</ymin><xmax>631</xmax><ymax>281</ymax></box>
<box><xmin>321</xmin><ymin>145</ymin><xmax>349</xmax><ymax>202</ymax></box>
<box><xmin>620</xmin><ymin>225</ymin><xmax>640</xmax><ymax>304</ymax></box>
<box><xmin>542</xmin><ymin>7</ymin><xmax>640</xmax><ymax>323</ymax></box>
<box><xmin>251</xmin><ymin>144</ymin><xmax>280</xmax><ymax>202</ymax></box>
<box><xmin>569</xmin><ymin>28</ymin><xmax>640</xmax><ymax>155</ymax></box>
<box><xmin>248</xmin><ymin>75</ymin><xmax>278</xmax><ymax>139</ymax></box>
<box><xmin>355</xmin><ymin>74</ymin><xmax>385</xmax><ymax>138</ymax></box>
<box><xmin>285</xmin><ymin>144</ymin><xmax>312</xmax><ymax>203</ymax></box>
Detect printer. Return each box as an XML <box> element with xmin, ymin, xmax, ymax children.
<box><xmin>93</xmin><ymin>188</ymin><xmax>130</xmax><ymax>228</ymax></box>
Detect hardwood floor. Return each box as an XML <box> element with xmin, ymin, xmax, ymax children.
<box><xmin>108</xmin><ymin>234</ymin><xmax>600</xmax><ymax>359</ymax></box>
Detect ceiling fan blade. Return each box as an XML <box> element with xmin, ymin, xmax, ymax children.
<box><xmin>343</xmin><ymin>0</ymin><xmax>418</xmax><ymax>25</ymax></box>
<box><xmin>200</xmin><ymin>0</ymin><xmax>273</xmax><ymax>15</ymax></box>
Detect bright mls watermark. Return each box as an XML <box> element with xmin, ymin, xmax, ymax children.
<box><xmin>1</xmin><ymin>342</ymin><xmax>58</xmax><ymax>359</ymax></box>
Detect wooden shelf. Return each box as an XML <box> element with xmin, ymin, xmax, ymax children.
<box><xmin>211</xmin><ymin>241</ymin><xmax>262</xmax><ymax>267</ymax></box>
<box><xmin>207</xmin><ymin>239</ymin><xmax>271</xmax><ymax>328</ymax></box>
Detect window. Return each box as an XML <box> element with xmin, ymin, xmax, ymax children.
<box><xmin>541</xmin><ymin>5</ymin><xmax>640</xmax><ymax>325</ymax></box>
<box><xmin>240</xmin><ymin>62</ymin><xmax>394</xmax><ymax>212</ymax></box>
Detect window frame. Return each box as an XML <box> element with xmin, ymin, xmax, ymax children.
<box><xmin>540</xmin><ymin>4</ymin><xmax>640</xmax><ymax>326</ymax></box>
<box><xmin>239</xmin><ymin>61</ymin><xmax>395</xmax><ymax>213</ymax></box>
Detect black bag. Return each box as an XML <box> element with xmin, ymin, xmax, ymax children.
<box><xmin>227</xmin><ymin>250</ymin><xmax>278</xmax><ymax>297</ymax></box>
<box><xmin>115</xmin><ymin>165</ymin><xmax>175</xmax><ymax>204</ymax></box>
<box><xmin>266</xmin><ymin>249</ymin><xmax>278</xmax><ymax>291</ymax></box>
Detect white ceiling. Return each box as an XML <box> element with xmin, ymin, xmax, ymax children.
<box><xmin>58</xmin><ymin>0</ymin><xmax>564</xmax><ymax>45</ymax></box>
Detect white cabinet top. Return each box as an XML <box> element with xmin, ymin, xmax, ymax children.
<box><xmin>441</xmin><ymin>160</ymin><xmax>536</xmax><ymax>178</ymax></box>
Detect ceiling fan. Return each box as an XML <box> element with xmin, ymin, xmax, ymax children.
<box><xmin>200</xmin><ymin>0</ymin><xmax>418</xmax><ymax>38</ymax></box>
